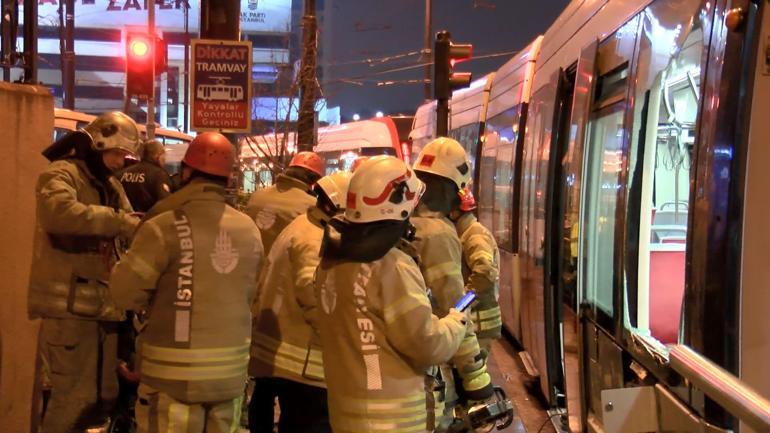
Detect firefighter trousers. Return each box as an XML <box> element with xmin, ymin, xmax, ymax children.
<box><xmin>135</xmin><ymin>384</ymin><xmax>243</xmax><ymax>433</ymax></box>
<box><xmin>248</xmin><ymin>377</ymin><xmax>331</xmax><ymax>433</ymax></box>
<box><xmin>39</xmin><ymin>318</ymin><xmax>119</xmax><ymax>433</ymax></box>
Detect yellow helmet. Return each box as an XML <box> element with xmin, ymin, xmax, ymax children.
<box><xmin>413</xmin><ymin>137</ymin><xmax>471</xmax><ymax>190</ymax></box>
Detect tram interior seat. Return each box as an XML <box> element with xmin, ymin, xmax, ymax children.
<box><xmin>648</xmin><ymin>238</ymin><xmax>686</xmax><ymax>344</ymax></box>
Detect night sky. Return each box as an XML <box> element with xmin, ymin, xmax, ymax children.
<box><xmin>319</xmin><ymin>0</ymin><xmax>571</xmax><ymax>120</ymax></box>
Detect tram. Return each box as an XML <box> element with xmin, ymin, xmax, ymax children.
<box><xmin>411</xmin><ymin>0</ymin><xmax>770</xmax><ymax>431</ymax></box>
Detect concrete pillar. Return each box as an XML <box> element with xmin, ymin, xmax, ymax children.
<box><xmin>0</xmin><ymin>82</ymin><xmax>54</xmax><ymax>433</ymax></box>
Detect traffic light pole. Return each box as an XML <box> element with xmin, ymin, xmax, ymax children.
<box><xmin>436</xmin><ymin>98</ymin><xmax>449</xmax><ymax>137</ymax></box>
<box><xmin>147</xmin><ymin>0</ymin><xmax>156</xmax><ymax>139</ymax></box>
<box><xmin>423</xmin><ymin>0</ymin><xmax>432</xmax><ymax>102</ymax></box>
<box><xmin>62</xmin><ymin>0</ymin><xmax>75</xmax><ymax>109</ymax></box>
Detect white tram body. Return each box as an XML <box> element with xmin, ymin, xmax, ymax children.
<box><xmin>414</xmin><ymin>0</ymin><xmax>770</xmax><ymax>431</ymax></box>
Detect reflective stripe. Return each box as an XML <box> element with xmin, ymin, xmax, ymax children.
<box><xmin>476</xmin><ymin>306</ymin><xmax>501</xmax><ymax>320</ymax></box>
<box><xmin>423</xmin><ymin>261</ymin><xmax>462</xmax><ymax>283</ymax></box>
<box><xmin>333</xmin><ymin>392</ymin><xmax>428</xmax><ymax>432</ymax></box>
<box><xmin>251</xmin><ymin>333</ymin><xmax>325</xmax><ymax>381</ymax></box>
<box><xmin>141</xmin><ymin>359</ymin><xmax>246</xmax><ymax>381</ymax></box>
<box><xmin>477</xmin><ymin>316</ymin><xmax>503</xmax><ymax>331</ymax></box>
<box><xmin>142</xmin><ymin>342</ymin><xmax>250</xmax><ymax>363</ymax></box>
<box><xmin>468</xmin><ymin>249</ymin><xmax>495</xmax><ymax>264</ymax></box>
<box><xmin>383</xmin><ymin>291</ymin><xmax>428</xmax><ymax>324</ymax></box>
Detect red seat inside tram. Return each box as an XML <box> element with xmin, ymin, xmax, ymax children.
<box><xmin>649</xmin><ymin>245</ymin><xmax>686</xmax><ymax>344</ymax></box>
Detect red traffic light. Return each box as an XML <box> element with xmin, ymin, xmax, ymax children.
<box><xmin>449</xmin><ymin>43</ymin><xmax>472</xmax><ymax>64</ymax></box>
<box><xmin>129</xmin><ymin>38</ymin><xmax>150</xmax><ymax>58</ymax></box>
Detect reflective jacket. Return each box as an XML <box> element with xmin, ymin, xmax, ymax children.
<box><xmin>245</xmin><ymin>173</ymin><xmax>316</xmax><ymax>254</ymax></box>
<box><xmin>115</xmin><ymin>160</ymin><xmax>172</xmax><ymax>213</ymax></box>
<box><xmin>315</xmin><ymin>245</ymin><xmax>465</xmax><ymax>433</ymax></box>
<box><xmin>28</xmin><ymin>158</ymin><xmax>136</xmax><ymax>321</ymax></box>
<box><xmin>412</xmin><ymin>206</ymin><xmax>493</xmax><ymax>401</ymax></box>
<box><xmin>249</xmin><ymin>207</ymin><xmax>327</xmax><ymax>387</ymax></box>
<box><xmin>110</xmin><ymin>179</ymin><xmax>263</xmax><ymax>403</ymax></box>
<box><xmin>455</xmin><ymin>213</ymin><xmax>502</xmax><ymax>340</ymax></box>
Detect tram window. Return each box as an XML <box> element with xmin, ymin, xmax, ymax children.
<box><xmin>450</xmin><ymin>123</ymin><xmax>481</xmax><ymax>171</ymax></box>
<box><xmin>623</xmin><ymin>0</ymin><xmax>704</xmax><ymax>353</ymax></box>
<box><xmin>583</xmin><ymin>103</ymin><xmax>626</xmax><ymax>319</ymax></box>
<box><xmin>478</xmin><ymin>136</ymin><xmax>497</xmax><ymax>233</ymax></box>
<box><xmin>480</xmin><ymin>106</ymin><xmax>519</xmax><ymax>249</ymax></box>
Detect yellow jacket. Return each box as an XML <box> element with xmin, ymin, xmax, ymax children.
<box><xmin>455</xmin><ymin>213</ymin><xmax>502</xmax><ymax>340</ymax></box>
<box><xmin>28</xmin><ymin>158</ymin><xmax>136</xmax><ymax>321</ymax></box>
<box><xmin>412</xmin><ymin>206</ymin><xmax>493</xmax><ymax>400</ymax></box>
<box><xmin>315</xmin><ymin>244</ymin><xmax>465</xmax><ymax>433</ymax></box>
<box><xmin>245</xmin><ymin>174</ymin><xmax>316</xmax><ymax>254</ymax></box>
<box><xmin>249</xmin><ymin>208</ymin><xmax>327</xmax><ymax>387</ymax></box>
<box><xmin>110</xmin><ymin>179</ymin><xmax>263</xmax><ymax>403</ymax></box>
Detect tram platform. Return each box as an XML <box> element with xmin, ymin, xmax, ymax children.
<box><xmin>486</xmin><ymin>336</ymin><xmax>558</xmax><ymax>433</ymax></box>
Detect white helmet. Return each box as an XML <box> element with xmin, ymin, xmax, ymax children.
<box><xmin>316</xmin><ymin>170</ymin><xmax>352</xmax><ymax>210</ymax></box>
<box><xmin>413</xmin><ymin>137</ymin><xmax>471</xmax><ymax>190</ymax></box>
<box><xmin>345</xmin><ymin>156</ymin><xmax>425</xmax><ymax>223</ymax></box>
<box><xmin>82</xmin><ymin>111</ymin><xmax>141</xmax><ymax>157</ymax></box>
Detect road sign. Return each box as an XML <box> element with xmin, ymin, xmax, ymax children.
<box><xmin>191</xmin><ymin>39</ymin><xmax>252</xmax><ymax>133</ymax></box>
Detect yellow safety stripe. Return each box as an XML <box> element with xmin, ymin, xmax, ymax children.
<box><xmin>468</xmin><ymin>249</ymin><xmax>495</xmax><ymax>264</ymax></box>
<box><xmin>475</xmin><ymin>306</ymin><xmax>501</xmax><ymax>320</ymax></box>
<box><xmin>251</xmin><ymin>333</ymin><xmax>325</xmax><ymax>380</ymax></box>
<box><xmin>141</xmin><ymin>342</ymin><xmax>250</xmax><ymax>364</ymax></box>
<box><xmin>423</xmin><ymin>261</ymin><xmax>462</xmax><ymax>283</ymax></box>
<box><xmin>477</xmin><ymin>316</ymin><xmax>503</xmax><ymax>331</ymax></box>
<box><xmin>336</xmin><ymin>392</ymin><xmax>425</xmax><ymax>413</ymax></box>
<box><xmin>141</xmin><ymin>359</ymin><xmax>246</xmax><ymax>381</ymax></box>
<box><xmin>383</xmin><ymin>291</ymin><xmax>428</xmax><ymax>324</ymax></box>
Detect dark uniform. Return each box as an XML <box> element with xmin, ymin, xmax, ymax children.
<box><xmin>116</xmin><ymin>160</ymin><xmax>172</xmax><ymax>212</ymax></box>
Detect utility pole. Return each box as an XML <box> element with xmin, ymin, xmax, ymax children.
<box><xmin>62</xmin><ymin>0</ymin><xmax>74</xmax><ymax>109</ymax></box>
<box><xmin>183</xmin><ymin>2</ymin><xmax>189</xmax><ymax>132</ymax></box>
<box><xmin>423</xmin><ymin>0</ymin><xmax>432</xmax><ymax>101</ymax></box>
<box><xmin>147</xmin><ymin>0</ymin><xmax>156</xmax><ymax>139</ymax></box>
<box><xmin>22</xmin><ymin>0</ymin><xmax>37</xmax><ymax>83</ymax></box>
<box><xmin>297</xmin><ymin>0</ymin><xmax>318</xmax><ymax>152</ymax></box>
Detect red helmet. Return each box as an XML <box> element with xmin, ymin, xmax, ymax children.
<box><xmin>183</xmin><ymin>132</ymin><xmax>234</xmax><ymax>177</ymax></box>
<box><xmin>290</xmin><ymin>151</ymin><xmax>324</xmax><ymax>177</ymax></box>
<box><xmin>459</xmin><ymin>187</ymin><xmax>477</xmax><ymax>212</ymax></box>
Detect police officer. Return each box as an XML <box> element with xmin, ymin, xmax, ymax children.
<box><xmin>109</xmin><ymin>132</ymin><xmax>264</xmax><ymax>433</ymax></box>
<box><xmin>29</xmin><ymin>111</ymin><xmax>141</xmax><ymax>433</ymax></box>
<box><xmin>116</xmin><ymin>139</ymin><xmax>172</xmax><ymax>212</ymax></box>
<box><xmin>246</xmin><ymin>151</ymin><xmax>324</xmax><ymax>254</ymax></box>
<box><xmin>451</xmin><ymin>187</ymin><xmax>501</xmax><ymax>355</ymax></box>
<box><xmin>315</xmin><ymin>156</ymin><xmax>467</xmax><ymax>433</ymax></box>
<box><xmin>411</xmin><ymin>137</ymin><xmax>495</xmax><ymax>428</ymax></box>
<box><xmin>248</xmin><ymin>170</ymin><xmax>352</xmax><ymax>433</ymax></box>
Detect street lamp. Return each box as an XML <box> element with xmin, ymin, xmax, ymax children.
<box><xmin>375</xmin><ymin>111</ymin><xmax>384</xmax><ymax>118</ymax></box>
<box><xmin>353</xmin><ymin>113</ymin><xmax>361</xmax><ymax>121</ymax></box>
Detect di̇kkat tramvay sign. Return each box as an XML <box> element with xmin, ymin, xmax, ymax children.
<box><xmin>23</xmin><ymin>0</ymin><xmax>291</xmax><ymax>34</ymax></box>
<box><xmin>191</xmin><ymin>39</ymin><xmax>253</xmax><ymax>133</ymax></box>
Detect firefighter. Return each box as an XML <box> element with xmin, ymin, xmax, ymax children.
<box><xmin>315</xmin><ymin>156</ymin><xmax>468</xmax><ymax>433</ymax></box>
<box><xmin>248</xmin><ymin>170</ymin><xmax>352</xmax><ymax>433</ymax></box>
<box><xmin>246</xmin><ymin>151</ymin><xmax>324</xmax><ymax>254</ymax></box>
<box><xmin>411</xmin><ymin>137</ymin><xmax>495</xmax><ymax>428</ymax></box>
<box><xmin>29</xmin><ymin>111</ymin><xmax>141</xmax><ymax>433</ymax></box>
<box><xmin>109</xmin><ymin>132</ymin><xmax>264</xmax><ymax>433</ymax></box>
<box><xmin>450</xmin><ymin>187</ymin><xmax>501</xmax><ymax>354</ymax></box>
<box><xmin>115</xmin><ymin>139</ymin><xmax>172</xmax><ymax>212</ymax></box>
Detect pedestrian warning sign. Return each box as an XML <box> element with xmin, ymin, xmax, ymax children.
<box><xmin>191</xmin><ymin>39</ymin><xmax>252</xmax><ymax>133</ymax></box>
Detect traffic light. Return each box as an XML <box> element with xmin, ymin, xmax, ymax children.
<box><xmin>433</xmin><ymin>30</ymin><xmax>473</xmax><ymax>101</ymax></box>
<box><xmin>125</xmin><ymin>32</ymin><xmax>167</xmax><ymax>97</ymax></box>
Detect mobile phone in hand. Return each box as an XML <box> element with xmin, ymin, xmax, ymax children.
<box><xmin>454</xmin><ymin>290</ymin><xmax>477</xmax><ymax>312</ymax></box>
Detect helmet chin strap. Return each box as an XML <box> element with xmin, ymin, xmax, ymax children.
<box><xmin>84</xmin><ymin>147</ymin><xmax>113</xmax><ymax>182</ymax></box>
